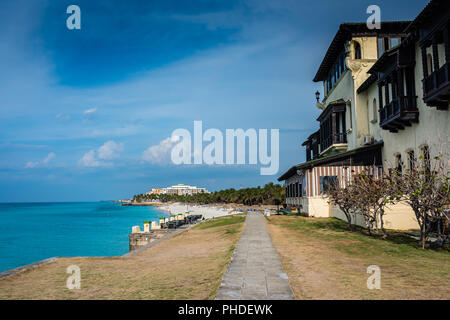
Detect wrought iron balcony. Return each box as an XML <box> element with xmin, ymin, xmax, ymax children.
<box><xmin>379</xmin><ymin>95</ymin><xmax>419</xmax><ymax>132</ymax></box>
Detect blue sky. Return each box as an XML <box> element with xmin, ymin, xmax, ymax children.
<box><xmin>0</xmin><ymin>0</ymin><xmax>426</xmax><ymax>201</ymax></box>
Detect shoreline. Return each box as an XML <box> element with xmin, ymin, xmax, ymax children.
<box><xmin>0</xmin><ymin>257</ymin><xmax>58</xmax><ymax>280</ymax></box>
<box><xmin>0</xmin><ymin>203</ymin><xmax>249</xmax><ymax>279</ymax></box>
<box><xmin>161</xmin><ymin>203</ymin><xmax>245</xmax><ymax>220</ymax></box>
<box><xmin>121</xmin><ymin>201</ymin><xmax>164</xmax><ymax>206</ymax></box>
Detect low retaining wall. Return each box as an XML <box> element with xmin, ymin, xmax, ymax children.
<box><xmin>128</xmin><ymin>230</ymin><xmax>172</xmax><ymax>251</ymax></box>
<box><xmin>0</xmin><ymin>257</ymin><xmax>58</xmax><ymax>279</ymax></box>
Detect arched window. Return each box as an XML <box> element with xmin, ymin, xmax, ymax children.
<box><xmin>407</xmin><ymin>150</ymin><xmax>415</xmax><ymax>171</ymax></box>
<box><xmin>395</xmin><ymin>153</ymin><xmax>403</xmax><ymax>174</ymax></box>
<box><xmin>354</xmin><ymin>41</ymin><xmax>362</xmax><ymax>59</ymax></box>
<box><xmin>372</xmin><ymin>98</ymin><xmax>378</xmax><ymax>123</ymax></box>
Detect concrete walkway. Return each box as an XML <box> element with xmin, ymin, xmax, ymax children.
<box><xmin>215</xmin><ymin>212</ymin><xmax>295</xmax><ymax>300</ymax></box>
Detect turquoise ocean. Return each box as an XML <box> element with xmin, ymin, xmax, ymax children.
<box><xmin>0</xmin><ymin>202</ymin><xmax>170</xmax><ymax>273</ymax></box>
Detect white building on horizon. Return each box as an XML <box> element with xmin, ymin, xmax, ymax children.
<box><xmin>149</xmin><ymin>184</ymin><xmax>209</xmax><ymax>196</ymax></box>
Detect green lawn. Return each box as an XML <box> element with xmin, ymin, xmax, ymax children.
<box><xmin>272</xmin><ymin>216</ymin><xmax>449</xmax><ymax>257</ymax></box>
<box><xmin>267</xmin><ymin>215</ymin><xmax>450</xmax><ymax>299</ymax></box>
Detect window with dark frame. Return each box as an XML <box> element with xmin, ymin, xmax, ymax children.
<box><xmin>302</xmin><ymin>175</ymin><xmax>307</xmax><ymax>197</ymax></box>
<box><xmin>422</xmin><ymin>145</ymin><xmax>431</xmax><ymax>173</ymax></box>
<box><xmin>378</xmin><ymin>36</ymin><xmax>402</xmax><ymax>58</ymax></box>
<box><xmin>319</xmin><ymin>176</ymin><xmax>338</xmax><ymax>194</ymax></box>
<box><xmin>325</xmin><ymin>50</ymin><xmax>347</xmax><ymax>96</ymax></box>
<box><xmin>407</xmin><ymin>150</ymin><xmax>415</xmax><ymax>171</ymax></box>
<box><xmin>354</xmin><ymin>41</ymin><xmax>361</xmax><ymax>59</ymax></box>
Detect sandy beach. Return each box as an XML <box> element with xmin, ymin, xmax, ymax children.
<box><xmin>160</xmin><ymin>203</ymin><xmax>245</xmax><ymax>220</ymax></box>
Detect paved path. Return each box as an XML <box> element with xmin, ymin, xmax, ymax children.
<box><xmin>215</xmin><ymin>212</ymin><xmax>295</xmax><ymax>300</ymax></box>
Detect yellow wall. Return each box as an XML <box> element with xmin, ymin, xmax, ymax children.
<box><xmin>321</xmin><ymin>36</ymin><xmax>380</xmax><ymax>150</ymax></box>
<box><xmin>299</xmin><ymin>197</ymin><xmax>330</xmax><ymax>218</ymax></box>
<box><xmin>330</xmin><ymin>202</ymin><xmax>418</xmax><ymax>230</ymax></box>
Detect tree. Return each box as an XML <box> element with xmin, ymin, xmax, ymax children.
<box><xmin>327</xmin><ymin>167</ymin><xmax>401</xmax><ymax>235</ymax></box>
<box><xmin>352</xmin><ymin>170</ymin><xmax>401</xmax><ymax>236</ymax></box>
<box><xmin>398</xmin><ymin>153</ymin><xmax>449</xmax><ymax>248</ymax></box>
<box><xmin>130</xmin><ymin>183</ymin><xmax>286</xmax><ymax>206</ymax></box>
<box><xmin>327</xmin><ymin>179</ymin><xmax>359</xmax><ymax>230</ymax></box>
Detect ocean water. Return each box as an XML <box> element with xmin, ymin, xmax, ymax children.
<box><xmin>0</xmin><ymin>202</ymin><xmax>170</xmax><ymax>273</ymax></box>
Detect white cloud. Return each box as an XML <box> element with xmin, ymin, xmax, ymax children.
<box><xmin>83</xmin><ymin>107</ymin><xmax>97</xmax><ymax>115</ymax></box>
<box><xmin>25</xmin><ymin>161</ymin><xmax>38</xmax><ymax>168</ymax></box>
<box><xmin>25</xmin><ymin>152</ymin><xmax>56</xmax><ymax>168</ymax></box>
<box><xmin>142</xmin><ymin>135</ymin><xmax>180</xmax><ymax>164</ymax></box>
<box><xmin>42</xmin><ymin>152</ymin><xmax>56</xmax><ymax>164</ymax></box>
<box><xmin>79</xmin><ymin>141</ymin><xmax>124</xmax><ymax>167</ymax></box>
<box><xmin>98</xmin><ymin>141</ymin><xmax>124</xmax><ymax>160</ymax></box>
<box><xmin>79</xmin><ymin>150</ymin><xmax>102</xmax><ymax>167</ymax></box>
<box><xmin>82</xmin><ymin>107</ymin><xmax>98</xmax><ymax>124</ymax></box>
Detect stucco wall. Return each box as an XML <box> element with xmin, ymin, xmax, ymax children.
<box><xmin>330</xmin><ymin>202</ymin><xmax>418</xmax><ymax>230</ymax></box>
<box><xmin>297</xmin><ymin>196</ymin><xmax>330</xmax><ymax>218</ymax></box>
<box><xmin>321</xmin><ymin>36</ymin><xmax>380</xmax><ymax>151</ymax></box>
<box><xmin>322</xmin><ymin>69</ymin><xmax>355</xmax><ymax>150</ymax></box>
<box><xmin>348</xmin><ymin>37</ymin><xmax>379</xmax><ymax>149</ymax></box>
<box><xmin>383</xmin><ymin>202</ymin><xmax>419</xmax><ymax>230</ymax></box>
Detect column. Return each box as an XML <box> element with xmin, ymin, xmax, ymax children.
<box><xmin>384</xmin><ymin>79</ymin><xmax>390</xmax><ymax>105</ymax></box>
<box><xmin>392</xmin><ymin>72</ymin><xmax>398</xmax><ymax>100</ymax></box>
<box><xmin>331</xmin><ymin>112</ymin><xmax>337</xmax><ymax>144</ymax></box>
<box><xmin>421</xmin><ymin>45</ymin><xmax>429</xmax><ymax>78</ymax></box>
<box><xmin>342</xmin><ymin>110</ymin><xmax>346</xmax><ymax>134</ymax></box>
<box><xmin>444</xmin><ymin>23</ymin><xmax>450</xmax><ymax>63</ymax></box>
<box><xmin>378</xmin><ymin>83</ymin><xmax>383</xmax><ymax>108</ymax></box>
<box><xmin>398</xmin><ymin>69</ymin><xmax>404</xmax><ymax>97</ymax></box>
<box><xmin>378</xmin><ymin>83</ymin><xmax>384</xmax><ymax>122</ymax></box>
<box><xmin>432</xmin><ymin>36</ymin><xmax>440</xmax><ymax>72</ymax></box>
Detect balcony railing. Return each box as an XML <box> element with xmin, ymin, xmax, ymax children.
<box><xmin>321</xmin><ymin>132</ymin><xmax>347</xmax><ymax>152</ymax></box>
<box><xmin>423</xmin><ymin>62</ymin><xmax>450</xmax><ymax>108</ymax></box>
<box><xmin>379</xmin><ymin>95</ymin><xmax>418</xmax><ymax>131</ymax></box>
<box><xmin>423</xmin><ymin>62</ymin><xmax>450</xmax><ymax>97</ymax></box>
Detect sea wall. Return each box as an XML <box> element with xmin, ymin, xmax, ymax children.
<box><xmin>128</xmin><ymin>230</ymin><xmax>171</xmax><ymax>251</ymax></box>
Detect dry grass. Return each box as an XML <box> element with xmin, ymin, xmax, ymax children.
<box><xmin>0</xmin><ymin>218</ymin><xmax>244</xmax><ymax>300</ymax></box>
<box><xmin>267</xmin><ymin>215</ymin><xmax>450</xmax><ymax>300</ymax></box>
